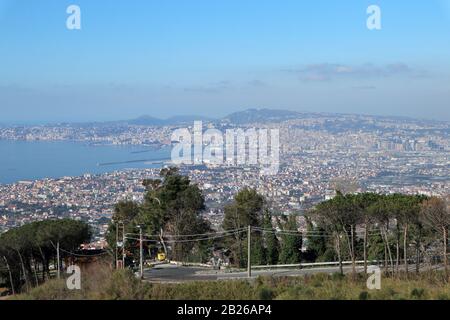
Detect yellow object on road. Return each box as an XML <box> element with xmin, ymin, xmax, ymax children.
<box><xmin>157</xmin><ymin>252</ymin><xmax>166</xmax><ymax>261</ymax></box>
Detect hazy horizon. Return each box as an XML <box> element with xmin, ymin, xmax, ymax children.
<box><xmin>1</xmin><ymin>107</ymin><xmax>449</xmax><ymax>126</ymax></box>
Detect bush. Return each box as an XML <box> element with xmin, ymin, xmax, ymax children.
<box><xmin>93</xmin><ymin>269</ymin><xmax>150</xmax><ymax>300</ymax></box>
<box><xmin>358</xmin><ymin>291</ymin><xmax>369</xmax><ymax>300</ymax></box>
<box><xmin>258</xmin><ymin>287</ymin><xmax>274</xmax><ymax>300</ymax></box>
<box><xmin>14</xmin><ymin>279</ymin><xmax>77</xmax><ymax>300</ymax></box>
<box><xmin>437</xmin><ymin>293</ymin><xmax>449</xmax><ymax>300</ymax></box>
<box><xmin>410</xmin><ymin>288</ymin><xmax>426</xmax><ymax>300</ymax></box>
<box><xmin>147</xmin><ymin>280</ymin><xmax>256</xmax><ymax>300</ymax></box>
<box><xmin>331</xmin><ymin>272</ymin><xmax>345</xmax><ymax>281</ymax></box>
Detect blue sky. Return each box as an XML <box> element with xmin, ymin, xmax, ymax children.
<box><xmin>0</xmin><ymin>0</ymin><xmax>449</xmax><ymax>123</ymax></box>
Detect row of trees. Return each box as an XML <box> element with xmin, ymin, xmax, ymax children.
<box><xmin>0</xmin><ymin>219</ymin><xmax>91</xmax><ymax>293</ymax></box>
<box><xmin>222</xmin><ymin>188</ymin><xmax>302</xmax><ymax>267</ymax></box>
<box><xmin>311</xmin><ymin>192</ymin><xmax>450</xmax><ymax>277</ymax></box>
<box><xmin>221</xmin><ymin>189</ymin><xmax>449</xmax><ymax>278</ymax></box>
<box><xmin>107</xmin><ymin>169</ymin><xmax>303</xmax><ymax>267</ymax></box>
<box><xmin>106</xmin><ymin>168</ymin><xmax>449</xmax><ymax>280</ymax></box>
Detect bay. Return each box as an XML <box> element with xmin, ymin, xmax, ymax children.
<box><xmin>0</xmin><ymin>140</ymin><xmax>171</xmax><ymax>184</ymax></box>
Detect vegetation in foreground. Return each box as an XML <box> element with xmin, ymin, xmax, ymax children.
<box><xmin>13</xmin><ymin>265</ymin><xmax>450</xmax><ymax>300</ymax></box>
<box><xmin>2</xmin><ymin>169</ymin><xmax>448</xmax><ymax>297</ymax></box>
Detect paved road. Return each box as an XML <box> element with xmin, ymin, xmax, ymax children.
<box><xmin>143</xmin><ymin>263</ymin><xmax>364</xmax><ymax>283</ymax></box>
<box><xmin>144</xmin><ymin>264</ymin><xmax>218</xmax><ymax>282</ymax></box>
<box><xmin>143</xmin><ymin>262</ymin><xmax>443</xmax><ymax>283</ymax></box>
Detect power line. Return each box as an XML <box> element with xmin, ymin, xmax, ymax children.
<box><xmin>59</xmin><ymin>248</ymin><xmax>109</xmax><ymax>257</ymax></box>
<box><xmin>125</xmin><ymin>227</ymin><xmax>246</xmax><ymax>238</ymax></box>
<box><xmin>125</xmin><ymin>230</ymin><xmax>246</xmax><ymax>244</ymax></box>
<box><xmin>122</xmin><ymin>226</ymin><xmax>384</xmax><ymax>242</ymax></box>
<box><xmin>50</xmin><ymin>241</ymin><xmax>108</xmax><ymax>257</ymax></box>
<box><xmin>253</xmin><ymin>226</ymin><xmax>384</xmax><ymax>235</ymax></box>
<box><xmin>254</xmin><ymin>226</ymin><xmax>381</xmax><ymax>233</ymax></box>
<box><xmin>252</xmin><ymin>227</ymin><xmax>383</xmax><ymax>238</ymax></box>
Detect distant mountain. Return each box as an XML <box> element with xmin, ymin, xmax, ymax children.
<box><xmin>127</xmin><ymin>115</ymin><xmax>213</xmax><ymax>126</ymax></box>
<box><xmin>127</xmin><ymin>115</ymin><xmax>166</xmax><ymax>126</ymax></box>
<box><xmin>27</xmin><ymin>108</ymin><xmax>446</xmax><ymax>128</ymax></box>
<box><xmin>222</xmin><ymin>108</ymin><xmax>303</xmax><ymax>124</ymax></box>
<box><xmin>166</xmin><ymin>115</ymin><xmax>213</xmax><ymax>124</ymax></box>
<box><xmin>129</xmin><ymin>109</ymin><xmax>313</xmax><ymax>126</ymax></box>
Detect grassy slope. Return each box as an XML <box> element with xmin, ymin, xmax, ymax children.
<box><xmin>12</xmin><ymin>267</ymin><xmax>450</xmax><ymax>300</ymax></box>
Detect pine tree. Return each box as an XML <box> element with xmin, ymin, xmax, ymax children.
<box><xmin>278</xmin><ymin>215</ymin><xmax>302</xmax><ymax>264</ymax></box>
<box><xmin>223</xmin><ymin>188</ymin><xmax>265</xmax><ymax>267</ymax></box>
<box><xmin>263</xmin><ymin>212</ymin><xmax>279</xmax><ymax>265</ymax></box>
<box><xmin>303</xmin><ymin>218</ymin><xmax>327</xmax><ymax>262</ymax></box>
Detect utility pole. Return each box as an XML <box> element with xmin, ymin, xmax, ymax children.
<box><xmin>160</xmin><ymin>228</ymin><xmax>167</xmax><ymax>257</ymax></box>
<box><xmin>247</xmin><ymin>225</ymin><xmax>251</xmax><ymax>278</ymax></box>
<box><xmin>115</xmin><ymin>223</ymin><xmax>119</xmax><ymax>269</ymax></box>
<box><xmin>139</xmin><ymin>226</ymin><xmax>144</xmax><ymax>279</ymax></box>
<box><xmin>122</xmin><ymin>223</ymin><xmax>126</xmax><ymax>269</ymax></box>
<box><xmin>3</xmin><ymin>256</ymin><xmax>15</xmax><ymax>295</ymax></box>
<box><xmin>56</xmin><ymin>241</ymin><xmax>60</xmax><ymax>279</ymax></box>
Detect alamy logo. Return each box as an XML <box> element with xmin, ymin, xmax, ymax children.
<box><xmin>367</xmin><ymin>5</ymin><xmax>382</xmax><ymax>30</ymax></box>
<box><xmin>366</xmin><ymin>266</ymin><xmax>381</xmax><ymax>290</ymax></box>
<box><xmin>171</xmin><ymin>121</ymin><xmax>280</xmax><ymax>175</ymax></box>
<box><xmin>66</xmin><ymin>265</ymin><xmax>81</xmax><ymax>290</ymax></box>
<box><xmin>66</xmin><ymin>5</ymin><xmax>81</xmax><ymax>30</ymax></box>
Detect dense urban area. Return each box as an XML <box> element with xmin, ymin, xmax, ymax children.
<box><xmin>1</xmin><ymin>110</ymin><xmax>449</xmax><ymax>247</ymax></box>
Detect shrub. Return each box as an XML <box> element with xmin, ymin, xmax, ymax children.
<box><xmin>258</xmin><ymin>287</ymin><xmax>274</xmax><ymax>300</ymax></box>
<box><xmin>358</xmin><ymin>291</ymin><xmax>369</xmax><ymax>300</ymax></box>
<box><xmin>331</xmin><ymin>272</ymin><xmax>345</xmax><ymax>281</ymax></box>
<box><xmin>410</xmin><ymin>288</ymin><xmax>426</xmax><ymax>300</ymax></box>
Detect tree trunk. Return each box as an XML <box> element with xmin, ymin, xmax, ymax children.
<box><xmin>16</xmin><ymin>250</ymin><xmax>29</xmax><ymax>292</ymax></box>
<box><xmin>415</xmin><ymin>243</ymin><xmax>420</xmax><ymax>274</ymax></box>
<box><xmin>381</xmin><ymin>234</ymin><xmax>388</xmax><ymax>272</ymax></box>
<box><xmin>335</xmin><ymin>234</ymin><xmax>343</xmax><ymax>275</ymax></box>
<box><xmin>350</xmin><ymin>225</ymin><xmax>356</xmax><ymax>276</ymax></box>
<box><xmin>3</xmin><ymin>256</ymin><xmax>15</xmax><ymax>295</ymax></box>
<box><xmin>381</xmin><ymin>228</ymin><xmax>388</xmax><ymax>272</ymax></box>
<box><xmin>382</xmin><ymin>227</ymin><xmax>394</xmax><ymax>275</ymax></box>
<box><xmin>38</xmin><ymin>246</ymin><xmax>48</xmax><ymax>281</ymax></box>
<box><xmin>343</xmin><ymin>226</ymin><xmax>355</xmax><ymax>277</ymax></box>
<box><xmin>363</xmin><ymin>224</ymin><xmax>368</xmax><ymax>275</ymax></box>
<box><xmin>396</xmin><ymin>241</ymin><xmax>400</xmax><ymax>274</ymax></box>
<box><xmin>443</xmin><ymin>227</ymin><xmax>448</xmax><ymax>278</ymax></box>
<box><xmin>403</xmin><ymin>224</ymin><xmax>408</xmax><ymax>275</ymax></box>
<box><xmin>395</xmin><ymin>226</ymin><xmax>400</xmax><ymax>275</ymax></box>
<box><xmin>159</xmin><ymin>228</ymin><xmax>168</xmax><ymax>258</ymax></box>
<box><xmin>31</xmin><ymin>256</ymin><xmax>39</xmax><ymax>287</ymax></box>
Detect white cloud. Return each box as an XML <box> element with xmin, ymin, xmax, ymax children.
<box><xmin>286</xmin><ymin>63</ymin><xmax>427</xmax><ymax>82</ymax></box>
